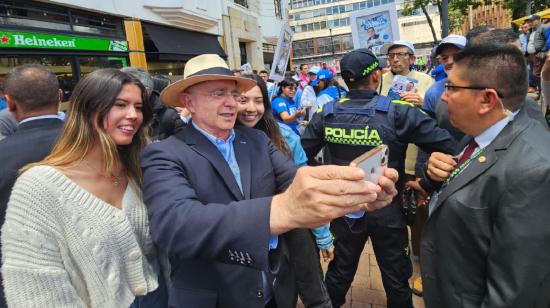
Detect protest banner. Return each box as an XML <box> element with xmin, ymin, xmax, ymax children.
<box><xmin>269</xmin><ymin>22</ymin><xmax>294</xmax><ymax>82</ymax></box>
<box><xmin>350</xmin><ymin>4</ymin><xmax>399</xmax><ymax>56</ymax></box>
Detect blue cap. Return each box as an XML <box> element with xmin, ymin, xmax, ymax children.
<box><xmin>311</xmin><ymin>69</ymin><xmax>333</xmax><ymax>86</ymax></box>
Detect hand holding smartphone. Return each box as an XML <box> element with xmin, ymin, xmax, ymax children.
<box><xmin>347</xmin><ymin>145</ymin><xmax>389</xmax><ymax>218</ymax></box>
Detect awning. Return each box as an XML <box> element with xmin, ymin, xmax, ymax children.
<box><xmin>512</xmin><ymin>8</ymin><xmax>550</xmax><ymax>26</ymax></box>
<box><xmin>143</xmin><ymin>23</ymin><xmax>226</xmax><ymax>61</ymax></box>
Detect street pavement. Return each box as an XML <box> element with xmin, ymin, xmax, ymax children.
<box><xmin>298</xmin><ymin>237</ymin><xmax>425</xmax><ymax>308</ymax></box>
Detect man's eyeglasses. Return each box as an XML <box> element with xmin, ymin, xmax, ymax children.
<box><xmin>387</xmin><ymin>52</ymin><xmax>410</xmax><ymax>59</ymax></box>
<box><xmin>444</xmin><ymin>84</ymin><xmax>503</xmax><ymax>98</ymax></box>
<box><xmin>196</xmin><ymin>88</ymin><xmax>241</xmax><ymax>101</ymax></box>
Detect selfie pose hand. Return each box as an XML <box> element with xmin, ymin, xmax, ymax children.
<box><xmin>270</xmin><ymin>166</ymin><xmax>398</xmax><ymax>234</ymax></box>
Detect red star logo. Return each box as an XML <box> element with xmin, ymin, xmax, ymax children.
<box><xmin>0</xmin><ymin>35</ymin><xmax>10</xmax><ymax>44</ymax></box>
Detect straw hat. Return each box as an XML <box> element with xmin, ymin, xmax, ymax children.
<box><xmin>160</xmin><ymin>54</ymin><xmax>257</xmax><ymax>107</ymax></box>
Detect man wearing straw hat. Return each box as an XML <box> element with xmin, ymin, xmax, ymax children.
<box><xmin>140</xmin><ymin>54</ymin><xmax>399</xmax><ymax>307</ymax></box>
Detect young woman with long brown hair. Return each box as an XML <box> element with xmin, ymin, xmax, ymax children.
<box><xmin>1</xmin><ymin>69</ymin><xmax>165</xmax><ymax>307</ymax></box>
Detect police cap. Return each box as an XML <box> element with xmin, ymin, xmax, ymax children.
<box><xmin>340</xmin><ymin>48</ymin><xmax>380</xmax><ymax>84</ymax></box>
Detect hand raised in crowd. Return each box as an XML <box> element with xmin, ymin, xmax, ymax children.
<box><xmin>405</xmin><ymin>178</ymin><xmax>430</xmax><ymax>206</ymax></box>
<box><xmin>400</xmin><ymin>90</ymin><xmax>423</xmax><ymax>107</ymax></box>
<box><xmin>296</xmin><ymin>107</ymin><xmax>307</xmax><ymax>117</ymax></box>
<box><xmin>270</xmin><ymin>166</ymin><xmax>398</xmax><ymax>235</ymax></box>
<box><xmin>427</xmin><ymin>152</ymin><xmax>457</xmax><ymax>182</ymax></box>
<box><xmin>321</xmin><ymin>247</ymin><xmax>335</xmax><ymax>262</ymax></box>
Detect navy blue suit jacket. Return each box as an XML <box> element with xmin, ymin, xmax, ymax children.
<box><xmin>141</xmin><ymin>124</ymin><xmax>298</xmax><ymax>308</ymax></box>
<box><xmin>0</xmin><ymin>118</ymin><xmax>63</xmax><ymax>222</ymax></box>
<box><xmin>0</xmin><ymin>117</ymin><xmax>63</xmax><ymax>308</ymax></box>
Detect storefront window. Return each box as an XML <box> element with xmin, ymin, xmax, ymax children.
<box><xmin>71</xmin><ymin>11</ymin><xmax>124</xmax><ymax>37</ymax></box>
<box><xmin>0</xmin><ymin>1</ymin><xmax>71</xmax><ymax>31</ymax></box>
<box><xmin>0</xmin><ymin>1</ymin><xmax>125</xmax><ymax>38</ymax></box>
<box><xmin>78</xmin><ymin>56</ymin><xmax>127</xmax><ymax>76</ymax></box>
<box><xmin>147</xmin><ymin>61</ymin><xmax>185</xmax><ymax>77</ymax></box>
<box><xmin>292</xmin><ymin>39</ymin><xmax>314</xmax><ymax>58</ymax></box>
<box><xmin>0</xmin><ymin>55</ymin><xmax>128</xmax><ymax>101</ymax></box>
<box><xmin>0</xmin><ymin>56</ymin><xmax>75</xmax><ymax>99</ymax></box>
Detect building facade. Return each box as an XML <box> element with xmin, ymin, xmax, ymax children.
<box><xmin>0</xmin><ymin>0</ymin><xmax>131</xmax><ymax>98</ymax></box>
<box><xmin>0</xmin><ymin>0</ymin><xmax>284</xmax><ymax>96</ymax></box>
<box><xmin>288</xmin><ymin>0</ymin><xmax>441</xmax><ymax>71</ymax></box>
<box><xmin>221</xmin><ymin>0</ymin><xmax>284</xmax><ymax>71</ymax></box>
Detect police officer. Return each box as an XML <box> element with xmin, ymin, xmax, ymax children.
<box><xmin>301</xmin><ymin>49</ymin><xmax>456</xmax><ymax>308</ymax></box>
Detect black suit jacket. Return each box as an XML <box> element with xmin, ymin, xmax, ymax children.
<box><xmin>421</xmin><ymin>110</ymin><xmax>550</xmax><ymax>308</ymax></box>
<box><xmin>0</xmin><ymin>117</ymin><xmax>63</xmax><ymax>308</ymax></box>
<box><xmin>141</xmin><ymin>124</ymin><xmax>298</xmax><ymax>308</ymax></box>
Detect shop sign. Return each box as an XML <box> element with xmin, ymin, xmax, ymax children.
<box><xmin>0</xmin><ymin>31</ymin><xmax>128</xmax><ymax>52</ymax></box>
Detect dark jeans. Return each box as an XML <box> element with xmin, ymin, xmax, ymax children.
<box><xmin>286</xmin><ymin>229</ymin><xmax>332</xmax><ymax>308</ymax></box>
<box><xmin>411</xmin><ymin>205</ymin><xmax>429</xmax><ymax>257</ymax></box>
<box><xmin>325</xmin><ymin>217</ymin><xmax>412</xmax><ymax>308</ymax></box>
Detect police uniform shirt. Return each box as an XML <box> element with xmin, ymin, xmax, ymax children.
<box><xmin>301</xmin><ymin>89</ymin><xmax>455</xmax><ymax>225</ymax></box>
<box><xmin>302</xmin><ymin>89</ymin><xmax>454</xmax><ymax>164</ymax></box>
<box><xmin>302</xmin><ymin>90</ymin><xmax>455</xmax><ymax>227</ymax></box>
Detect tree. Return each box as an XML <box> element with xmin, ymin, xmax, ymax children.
<box><xmin>401</xmin><ymin>0</ymin><xmax>481</xmax><ymax>44</ymax></box>
<box><xmin>401</xmin><ymin>0</ymin><xmax>440</xmax><ymax>44</ymax></box>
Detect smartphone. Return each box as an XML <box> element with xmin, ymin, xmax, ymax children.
<box><xmin>347</xmin><ymin>145</ymin><xmax>389</xmax><ymax>219</ymax></box>
<box><xmin>350</xmin><ymin>145</ymin><xmax>389</xmax><ymax>184</ymax></box>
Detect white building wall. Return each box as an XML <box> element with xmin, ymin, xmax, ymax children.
<box><xmin>46</xmin><ymin>0</ymin><xmax>282</xmax><ymax>69</ymax></box>
<box><xmin>46</xmin><ymin>0</ymin><xmax>224</xmax><ymax>35</ymax></box>
<box><xmin>258</xmin><ymin>0</ymin><xmax>285</xmax><ymax>40</ymax></box>
<box><xmin>399</xmin><ymin>14</ymin><xmax>441</xmax><ymax>45</ymax></box>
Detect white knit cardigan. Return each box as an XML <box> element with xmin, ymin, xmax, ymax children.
<box><xmin>1</xmin><ymin>166</ymin><xmax>158</xmax><ymax>308</ymax></box>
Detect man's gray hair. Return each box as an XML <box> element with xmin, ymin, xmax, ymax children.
<box><xmin>120</xmin><ymin>67</ymin><xmax>153</xmax><ymax>90</ymax></box>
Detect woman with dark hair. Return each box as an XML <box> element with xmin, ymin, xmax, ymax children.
<box><xmin>238</xmin><ymin>74</ymin><xmax>292</xmax><ymax>159</ymax></box>
<box><xmin>237</xmin><ymin>74</ymin><xmax>334</xmax><ymax>307</ymax></box>
<box><xmin>272</xmin><ymin>78</ymin><xmax>306</xmax><ymax>135</ymax></box>
<box><xmin>1</xmin><ymin>68</ymin><xmax>165</xmax><ymax>307</ymax></box>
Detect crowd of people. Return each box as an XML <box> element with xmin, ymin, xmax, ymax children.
<box><xmin>0</xmin><ymin>19</ymin><xmax>549</xmax><ymax>308</ymax></box>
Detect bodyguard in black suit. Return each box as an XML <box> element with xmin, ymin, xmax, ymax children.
<box><xmin>141</xmin><ymin>54</ymin><xmax>401</xmax><ymax>308</ymax></box>
<box><xmin>421</xmin><ymin>44</ymin><xmax>550</xmax><ymax>307</ymax></box>
<box><xmin>0</xmin><ymin>64</ymin><xmax>63</xmax><ymax>308</ymax></box>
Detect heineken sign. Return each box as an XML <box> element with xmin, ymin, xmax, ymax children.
<box><xmin>0</xmin><ymin>31</ymin><xmax>128</xmax><ymax>52</ymax></box>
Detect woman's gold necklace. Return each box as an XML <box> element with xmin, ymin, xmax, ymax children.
<box><xmin>82</xmin><ymin>159</ymin><xmax>123</xmax><ymax>187</ymax></box>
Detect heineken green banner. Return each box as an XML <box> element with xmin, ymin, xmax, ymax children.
<box><xmin>0</xmin><ymin>31</ymin><xmax>128</xmax><ymax>52</ymax></box>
